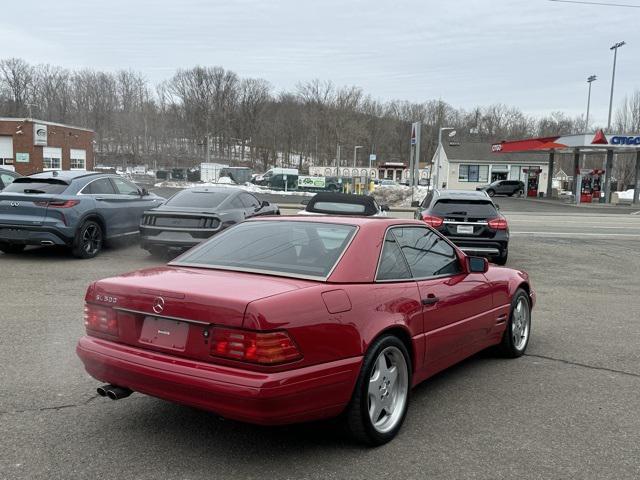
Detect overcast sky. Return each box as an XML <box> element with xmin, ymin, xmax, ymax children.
<box><xmin>1</xmin><ymin>0</ymin><xmax>638</xmax><ymax>126</ymax></box>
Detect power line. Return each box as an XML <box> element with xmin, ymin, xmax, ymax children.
<box><xmin>549</xmin><ymin>0</ymin><xmax>640</xmax><ymax>7</ymax></box>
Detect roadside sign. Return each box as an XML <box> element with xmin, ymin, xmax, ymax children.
<box><xmin>298</xmin><ymin>176</ymin><xmax>326</xmax><ymax>188</ymax></box>
<box><xmin>411</xmin><ymin>125</ymin><xmax>417</xmax><ymax>145</ymax></box>
<box><xmin>369</xmin><ymin>154</ymin><xmax>377</xmax><ymax>162</ymax></box>
<box><xmin>16</xmin><ymin>153</ymin><xmax>29</xmax><ymax>163</ymax></box>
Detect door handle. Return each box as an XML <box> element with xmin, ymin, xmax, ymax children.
<box><xmin>95</xmin><ymin>197</ymin><xmax>106</xmax><ymax>201</ymax></box>
<box><xmin>421</xmin><ymin>295</ymin><xmax>439</xmax><ymax>306</ymax></box>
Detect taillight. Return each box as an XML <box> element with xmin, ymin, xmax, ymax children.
<box><xmin>421</xmin><ymin>214</ymin><xmax>444</xmax><ymax>228</ymax></box>
<box><xmin>84</xmin><ymin>303</ymin><xmax>119</xmax><ymax>336</ymax></box>
<box><xmin>488</xmin><ymin>217</ymin><xmax>508</xmax><ymax>230</ymax></box>
<box><xmin>34</xmin><ymin>200</ymin><xmax>80</xmax><ymax>208</ymax></box>
<box><xmin>210</xmin><ymin>328</ymin><xmax>302</xmax><ymax>365</ymax></box>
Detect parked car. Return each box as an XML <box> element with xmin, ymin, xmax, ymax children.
<box><xmin>140</xmin><ymin>186</ymin><xmax>279</xmax><ymax>256</ymax></box>
<box><xmin>377</xmin><ymin>179</ymin><xmax>398</xmax><ymax>187</ymax></box>
<box><xmin>0</xmin><ymin>168</ymin><xmax>21</xmax><ymax>191</ymax></box>
<box><xmin>0</xmin><ymin>171</ymin><xmax>164</xmax><ymax>258</ymax></box>
<box><xmin>298</xmin><ymin>192</ymin><xmax>389</xmax><ymax>216</ymax></box>
<box><xmin>476</xmin><ymin>180</ymin><xmax>524</xmax><ymax>197</ymax></box>
<box><xmin>77</xmin><ymin>216</ymin><xmax>534</xmax><ymax>445</ymax></box>
<box><xmin>412</xmin><ymin>189</ymin><xmax>509</xmax><ymax>264</ymax></box>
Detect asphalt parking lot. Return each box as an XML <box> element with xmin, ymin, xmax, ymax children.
<box><xmin>1</xmin><ymin>199</ymin><xmax>639</xmax><ymax>480</ymax></box>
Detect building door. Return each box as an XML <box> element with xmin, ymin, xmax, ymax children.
<box><xmin>0</xmin><ymin>136</ymin><xmax>14</xmax><ymax>171</ymax></box>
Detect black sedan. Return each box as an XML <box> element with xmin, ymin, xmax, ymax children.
<box><xmin>412</xmin><ymin>189</ymin><xmax>509</xmax><ymax>265</ymax></box>
<box><xmin>140</xmin><ymin>187</ymin><xmax>279</xmax><ymax>256</ymax></box>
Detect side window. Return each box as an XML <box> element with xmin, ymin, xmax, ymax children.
<box><xmin>228</xmin><ymin>196</ymin><xmax>245</xmax><ymax>209</ymax></box>
<box><xmin>112</xmin><ymin>177</ymin><xmax>139</xmax><ymax>195</ymax></box>
<box><xmin>393</xmin><ymin>227</ymin><xmax>461</xmax><ymax>278</ymax></box>
<box><xmin>84</xmin><ymin>178</ymin><xmax>116</xmax><ymax>195</ymax></box>
<box><xmin>1</xmin><ymin>173</ymin><xmax>16</xmax><ymax>188</ymax></box>
<box><xmin>376</xmin><ymin>231</ymin><xmax>412</xmax><ymax>281</ymax></box>
<box><xmin>240</xmin><ymin>193</ymin><xmax>260</xmax><ymax>209</ymax></box>
<box><xmin>421</xmin><ymin>192</ymin><xmax>433</xmax><ymax>208</ymax></box>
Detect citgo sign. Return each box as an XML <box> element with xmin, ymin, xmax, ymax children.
<box><xmin>610</xmin><ymin>136</ymin><xmax>640</xmax><ymax>146</ymax></box>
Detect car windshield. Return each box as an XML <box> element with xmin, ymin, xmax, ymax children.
<box><xmin>173</xmin><ymin>220</ymin><xmax>357</xmax><ymax>279</ymax></box>
<box><xmin>165</xmin><ymin>190</ymin><xmax>230</xmax><ymax>208</ymax></box>
<box><xmin>432</xmin><ymin>199</ymin><xmax>498</xmax><ymax>217</ymax></box>
<box><xmin>3</xmin><ymin>178</ymin><xmax>69</xmax><ymax>194</ymax></box>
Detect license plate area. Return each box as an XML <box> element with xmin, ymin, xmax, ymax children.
<box><xmin>139</xmin><ymin>316</ymin><xmax>189</xmax><ymax>351</ymax></box>
<box><xmin>456</xmin><ymin>225</ymin><xmax>474</xmax><ymax>234</ymax></box>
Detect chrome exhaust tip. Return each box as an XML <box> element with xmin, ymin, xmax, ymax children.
<box><xmin>96</xmin><ymin>384</ymin><xmax>133</xmax><ymax>400</ymax></box>
<box><xmin>40</xmin><ymin>240</ymin><xmax>55</xmax><ymax>246</ymax></box>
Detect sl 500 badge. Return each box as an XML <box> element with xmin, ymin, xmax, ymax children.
<box><xmin>96</xmin><ymin>294</ymin><xmax>117</xmax><ymax>304</ymax></box>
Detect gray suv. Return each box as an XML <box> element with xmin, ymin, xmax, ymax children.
<box><xmin>0</xmin><ymin>171</ymin><xmax>164</xmax><ymax>258</ymax></box>
<box><xmin>476</xmin><ymin>180</ymin><xmax>524</xmax><ymax>197</ymax></box>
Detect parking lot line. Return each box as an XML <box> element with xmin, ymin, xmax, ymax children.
<box><xmin>511</xmin><ymin>231</ymin><xmax>640</xmax><ymax>237</ymax></box>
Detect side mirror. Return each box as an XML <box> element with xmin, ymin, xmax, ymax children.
<box><xmin>467</xmin><ymin>256</ymin><xmax>489</xmax><ymax>273</ymax></box>
<box><xmin>411</xmin><ymin>201</ymin><xmax>419</xmax><ymax>208</ymax></box>
<box><xmin>380</xmin><ymin>204</ymin><xmax>390</xmax><ymax>212</ymax></box>
<box><xmin>258</xmin><ymin>200</ymin><xmax>269</xmax><ymax>210</ymax></box>
<box><xmin>140</xmin><ymin>188</ymin><xmax>149</xmax><ymax>196</ymax></box>
<box><xmin>495</xmin><ymin>203</ymin><xmax>500</xmax><ymax>210</ymax></box>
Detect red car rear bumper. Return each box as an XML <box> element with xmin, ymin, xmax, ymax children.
<box><xmin>77</xmin><ymin>336</ymin><xmax>362</xmax><ymax>425</ymax></box>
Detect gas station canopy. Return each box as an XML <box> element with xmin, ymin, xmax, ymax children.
<box><xmin>491</xmin><ymin>130</ymin><xmax>640</xmax><ymax>154</ymax></box>
<box><xmin>491</xmin><ymin>130</ymin><xmax>640</xmax><ymax>204</ymax></box>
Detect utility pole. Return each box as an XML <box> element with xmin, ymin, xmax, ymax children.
<box><xmin>583</xmin><ymin>75</ymin><xmax>597</xmax><ymax>169</ymax></box>
<box><xmin>585</xmin><ymin>75</ymin><xmax>597</xmax><ymax>131</ymax></box>
<box><xmin>607</xmin><ymin>41</ymin><xmax>625</xmax><ymax>132</ymax></box>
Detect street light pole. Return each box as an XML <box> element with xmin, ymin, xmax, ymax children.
<box><xmin>434</xmin><ymin>127</ymin><xmax>455</xmax><ymax>190</ymax></box>
<box><xmin>353</xmin><ymin>145</ymin><xmax>363</xmax><ymax>167</ymax></box>
<box><xmin>607</xmin><ymin>41</ymin><xmax>625</xmax><ymax>132</ymax></box>
<box><xmin>585</xmin><ymin>75</ymin><xmax>597</xmax><ymax>132</ymax></box>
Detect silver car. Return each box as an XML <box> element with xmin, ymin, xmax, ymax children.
<box><xmin>0</xmin><ymin>171</ymin><xmax>164</xmax><ymax>258</ymax></box>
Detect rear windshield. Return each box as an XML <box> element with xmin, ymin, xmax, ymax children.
<box><xmin>3</xmin><ymin>178</ymin><xmax>69</xmax><ymax>194</ymax></box>
<box><xmin>310</xmin><ymin>202</ymin><xmax>366</xmax><ymax>214</ymax></box>
<box><xmin>165</xmin><ymin>190</ymin><xmax>230</xmax><ymax>208</ymax></box>
<box><xmin>173</xmin><ymin>221</ymin><xmax>357</xmax><ymax>279</ymax></box>
<box><xmin>432</xmin><ymin>199</ymin><xmax>497</xmax><ymax>217</ymax></box>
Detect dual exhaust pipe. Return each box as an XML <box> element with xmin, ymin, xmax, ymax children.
<box><xmin>97</xmin><ymin>384</ymin><xmax>133</xmax><ymax>400</ymax></box>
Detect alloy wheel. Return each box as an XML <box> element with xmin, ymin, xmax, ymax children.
<box><xmin>512</xmin><ymin>297</ymin><xmax>530</xmax><ymax>351</ymax></box>
<box><xmin>367</xmin><ymin>346</ymin><xmax>409</xmax><ymax>434</ymax></box>
<box><xmin>82</xmin><ymin>224</ymin><xmax>102</xmax><ymax>255</ymax></box>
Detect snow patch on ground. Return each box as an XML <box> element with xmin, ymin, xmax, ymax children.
<box><xmin>372</xmin><ymin>185</ymin><xmax>431</xmax><ymax>207</ymax></box>
<box><xmin>152</xmin><ymin>180</ymin><xmax>316</xmax><ymax>198</ymax></box>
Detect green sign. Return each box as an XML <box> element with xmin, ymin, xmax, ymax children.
<box><xmin>15</xmin><ymin>152</ymin><xmax>30</xmax><ymax>163</ymax></box>
<box><xmin>298</xmin><ymin>176</ymin><xmax>326</xmax><ymax>188</ymax></box>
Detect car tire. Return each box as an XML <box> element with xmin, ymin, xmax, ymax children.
<box><xmin>486</xmin><ymin>189</ymin><xmax>495</xmax><ymax>197</ymax></box>
<box><xmin>0</xmin><ymin>243</ymin><xmax>26</xmax><ymax>254</ymax></box>
<box><xmin>71</xmin><ymin>220</ymin><xmax>103</xmax><ymax>259</ymax></box>
<box><xmin>517</xmin><ymin>189</ymin><xmax>524</xmax><ymax>197</ymax></box>
<box><xmin>497</xmin><ymin>288</ymin><xmax>531</xmax><ymax>358</ymax></box>
<box><xmin>493</xmin><ymin>248</ymin><xmax>508</xmax><ymax>265</ymax></box>
<box><xmin>345</xmin><ymin>335</ymin><xmax>411</xmax><ymax>446</ymax></box>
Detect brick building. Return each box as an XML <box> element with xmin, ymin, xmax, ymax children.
<box><xmin>0</xmin><ymin>118</ymin><xmax>95</xmax><ymax>176</ymax></box>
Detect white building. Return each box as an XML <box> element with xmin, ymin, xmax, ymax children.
<box><xmin>308</xmin><ymin>164</ymin><xmax>430</xmax><ymax>183</ymax></box>
<box><xmin>432</xmin><ymin>142</ymin><xmax>550</xmax><ymax>196</ymax></box>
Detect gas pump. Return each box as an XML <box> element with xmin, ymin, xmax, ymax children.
<box><xmin>579</xmin><ymin>169</ymin><xmax>604</xmax><ymax>203</ymax></box>
<box><xmin>524</xmin><ymin>168</ymin><xmax>541</xmax><ymax>197</ymax></box>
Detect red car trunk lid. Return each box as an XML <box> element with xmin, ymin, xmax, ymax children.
<box><xmin>87</xmin><ymin>266</ymin><xmax>315</xmax><ymax>362</ymax></box>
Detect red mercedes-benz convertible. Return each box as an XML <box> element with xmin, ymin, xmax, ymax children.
<box><xmin>77</xmin><ymin>216</ymin><xmax>534</xmax><ymax>445</ymax></box>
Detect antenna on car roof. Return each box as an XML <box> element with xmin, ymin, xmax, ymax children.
<box><xmin>52</xmin><ymin>170</ymin><xmax>58</xmax><ymax>176</ymax></box>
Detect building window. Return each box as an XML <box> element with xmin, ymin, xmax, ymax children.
<box><xmin>43</xmin><ymin>147</ymin><xmax>62</xmax><ymax>170</ymax></box>
<box><xmin>43</xmin><ymin>156</ymin><xmax>61</xmax><ymax>170</ymax></box>
<box><xmin>70</xmin><ymin>149</ymin><xmax>86</xmax><ymax>170</ymax></box>
<box><xmin>459</xmin><ymin>164</ymin><xmax>489</xmax><ymax>182</ymax></box>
